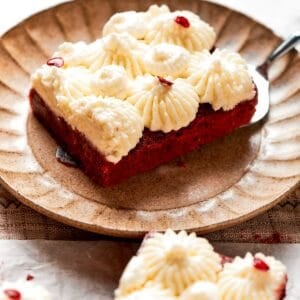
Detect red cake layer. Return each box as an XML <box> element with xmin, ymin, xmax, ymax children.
<box><xmin>29</xmin><ymin>89</ymin><xmax>257</xmax><ymax>187</ymax></box>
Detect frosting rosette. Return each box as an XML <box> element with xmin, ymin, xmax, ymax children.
<box><xmin>91</xmin><ymin>65</ymin><xmax>131</xmax><ymax>99</ymax></box>
<box><xmin>0</xmin><ymin>280</ymin><xmax>52</xmax><ymax>300</ymax></box>
<box><xmin>218</xmin><ymin>252</ymin><xmax>287</xmax><ymax>300</ymax></box>
<box><xmin>127</xmin><ymin>75</ymin><xmax>199</xmax><ymax>133</ymax></box>
<box><xmin>115</xmin><ymin>284</ymin><xmax>175</xmax><ymax>300</ymax></box>
<box><xmin>145</xmin><ymin>4</ymin><xmax>170</xmax><ymax>19</ymax></box>
<box><xmin>143</xmin><ymin>43</ymin><xmax>190</xmax><ymax>78</ymax></box>
<box><xmin>180</xmin><ymin>281</ymin><xmax>219</xmax><ymax>300</ymax></box>
<box><xmin>66</xmin><ymin>96</ymin><xmax>143</xmax><ymax>163</ymax></box>
<box><xmin>136</xmin><ymin>230</ymin><xmax>222</xmax><ymax>295</ymax></box>
<box><xmin>144</xmin><ymin>10</ymin><xmax>216</xmax><ymax>52</ymax></box>
<box><xmin>89</xmin><ymin>33</ymin><xmax>145</xmax><ymax>78</ymax></box>
<box><xmin>102</xmin><ymin>5</ymin><xmax>171</xmax><ymax>40</ymax></box>
<box><xmin>103</xmin><ymin>11</ymin><xmax>147</xmax><ymax>39</ymax></box>
<box><xmin>53</xmin><ymin>40</ymin><xmax>103</xmax><ymax>68</ymax></box>
<box><xmin>188</xmin><ymin>49</ymin><xmax>256</xmax><ymax>111</ymax></box>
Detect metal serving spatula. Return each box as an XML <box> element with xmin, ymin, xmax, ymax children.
<box><xmin>247</xmin><ymin>33</ymin><xmax>300</xmax><ymax>125</ymax></box>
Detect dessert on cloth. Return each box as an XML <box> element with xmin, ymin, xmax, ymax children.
<box><xmin>115</xmin><ymin>230</ymin><xmax>287</xmax><ymax>300</ymax></box>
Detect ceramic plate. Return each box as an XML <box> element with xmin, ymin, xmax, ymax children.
<box><xmin>0</xmin><ymin>0</ymin><xmax>299</xmax><ymax>237</ymax></box>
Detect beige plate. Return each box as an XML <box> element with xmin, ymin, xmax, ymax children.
<box><xmin>0</xmin><ymin>0</ymin><xmax>299</xmax><ymax>238</ymax></box>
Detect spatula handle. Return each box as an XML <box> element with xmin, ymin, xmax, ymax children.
<box><xmin>267</xmin><ymin>33</ymin><xmax>300</xmax><ymax>63</ymax></box>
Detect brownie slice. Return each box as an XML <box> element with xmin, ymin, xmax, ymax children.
<box><xmin>30</xmin><ymin>89</ymin><xmax>257</xmax><ymax>187</ymax></box>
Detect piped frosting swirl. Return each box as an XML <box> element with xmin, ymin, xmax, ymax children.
<box><xmin>144</xmin><ymin>11</ymin><xmax>216</xmax><ymax>52</ymax></box>
<box><xmin>53</xmin><ymin>40</ymin><xmax>103</xmax><ymax>69</ymax></box>
<box><xmin>143</xmin><ymin>43</ymin><xmax>190</xmax><ymax>78</ymax></box>
<box><xmin>218</xmin><ymin>252</ymin><xmax>287</xmax><ymax>300</ymax></box>
<box><xmin>145</xmin><ymin>4</ymin><xmax>170</xmax><ymax>19</ymax></box>
<box><xmin>91</xmin><ymin>65</ymin><xmax>131</xmax><ymax>99</ymax></box>
<box><xmin>89</xmin><ymin>33</ymin><xmax>145</xmax><ymax>78</ymax></box>
<box><xmin>188</xmin><ymin>49</ymin><xmax>256</xmax><ymax>111</ymax></box>
<box><xmin>136</xmin><ymin>230</ymin><xmax>221</xmax><ymax>295</ymax></box>
<box><xmin>127</xmin><ymin>76</ymin><xmax>199</xmax><ymax>133</ymax></box>
<box><xmin>103</xmin><ymin>11</ymin><xmax>147</xmax><ymax>39</ymax></box>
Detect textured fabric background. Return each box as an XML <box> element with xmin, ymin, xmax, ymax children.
<box><xmin>0</xmin><ymin>0</ymin><xmax>299</xmax><ymax>241</ymax></box>
<box><xmin>0</xmin><ymin>176</ymin><xmax>299</xmax><ymax>242</ymax></box>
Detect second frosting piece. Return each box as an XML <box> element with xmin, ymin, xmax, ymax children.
<box><xmin>115</xmin><ymin>230</ymin><xmax>287</xmax><ymax>300</ymax></box>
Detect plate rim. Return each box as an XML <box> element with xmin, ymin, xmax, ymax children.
<box><xmin>0</xmin><ymin>0</ymin><xmax>299</xmax><ymax>238</ymax></box>
<box><xmin>0</xmin><ymin>175</ymin><xmax>299</xmax><ymax>238</ymax></box>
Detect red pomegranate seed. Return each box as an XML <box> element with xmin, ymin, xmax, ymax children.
<box><xmin>174</xmin><ymin>16</ymin><xmax>190</xmax><ymax>28</ymax></box>
<box><xmin>158</xmin><ymin>76</ymin><xmax>173</xmax><ymax>87</ymax></box>
<box><xmin>26</xmin><ymin>274</ymin><xmax>34</xmax><ymax>281</ymax></box>
<box><xmin>47</xmin><ymin>57</ymin><xmax>64</xmax><ymax>68</ymax></box>
<box><xmin>3</xmin><ymin>289</ymin><xmax>21</xmax><ymax>300</ymax></box>
<box><xmin>253</xmin><ymin>257</ymin><xmax>270</xmax><ymax>271</ymax></box>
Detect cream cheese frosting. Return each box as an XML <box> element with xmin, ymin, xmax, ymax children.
<box><xmin>53</xmin><ymin>40</ymin><xmax>103</xmax><ymax>69</ymax></box>
<box><xmin>32</xmin><ymin>4</ymin><xmax>257</xmax><ymax>164</ymax></box>
<box><xmin>102</xmin><ymin>5</ymin><xmax>170</xmax><ymax>40</ymax></box>
<box><xmin>180</xmin><ymin>281</ymin><xmax>219</xmax><ymax>300</ymax></box>
<box><xmin>115</xmin><ymin>230</ymin><xmax>287</xmax><ymax>300</ymax></box>
<box><xmin>103</xmin><ymin>11</ymin><xmax>147</xmax><ymax>40</ymax></box>
<box><xmin>135</xmin><ymin>230</ymin><xmax>221</xmax><ymax>295</ymax></box>
<box><xmin>116</xmin><ymin>284</ymin><xmax>175</xmax><ymax>300</ymax></box>
<box><xmin>145</xmin><ymin>4</ymin><xmax>170</xmax><ymax>19</ymax></box>
<box><xmin>127</xmin><ymin>75</ymin><xmax>199</xmax><ymax>133</ymax></box>
<box><xmin>62</xmin><ymin>96</ymin><xmax>143</xmax><ymax>163</ymax></box>
<box><xmin>91</xmin><ymin>65</ymin><xmax>132</xmax><ymax>99</ymax></box>
<box><xmin>115</xmin><ymin>256</ymin><xmax>149</xmax><ymax>296</ymax></box>
<box><xmin>188</xmin><ymin>49</ymin><xmax>256</xmax><ymax>111</ymax></box>
<box><xmin>144</xmin><ymin>10</ymin><xmax>216</xmax><ymax>52</ymax></box>
<box><xmin>0</xmin><ymin>280</ymin><xmax>52</xmax><ymax>300</ymax></box>
<box><xmin>32</xmin><ymin>65</ymin><xmax>143</xmax><ymax>163</ymax></box>
<box><xmin>143</xmin><ymin>43</ymin><xmax>190</xmax><ymax>78</ymax></box>
<box><xmin>218</xmin><ymin>252</ymin><xmax>287</xmax><ymax>300</ymax></box>
<box><xmin>89</xmin><ymin>33</ymin><xmax>145</xmax><ymax>78</ymax></box>
<box><xmin>31</xmin><ymin>65</ymin><xmax>94</xmax><ymax>116</ymax></box>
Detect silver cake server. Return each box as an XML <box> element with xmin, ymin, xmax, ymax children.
<box><xmin>246</xmin><ymin>33</ymin><xmax>300</xmax><ymax>126</ymax></box>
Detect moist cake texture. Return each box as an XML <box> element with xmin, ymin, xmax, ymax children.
<box><xmin>30</xmin><ymin>89</ymin><xmax>257</xmax><ymax>186</ymax></box>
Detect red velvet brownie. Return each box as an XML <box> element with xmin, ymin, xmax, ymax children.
<box><xmin>30</xmin><ymin>4</ymin><xmax>257</xmax><ymax>187</ymax></box>
<box><xmin>30</xmin><ymin>89</ymin><xmax>257</xmax><ymax>186</ymax></box>
<box><xmin>115</xmin><ymin>230</ymin><xmax>288</xmax><ymax>300</ymax></box>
